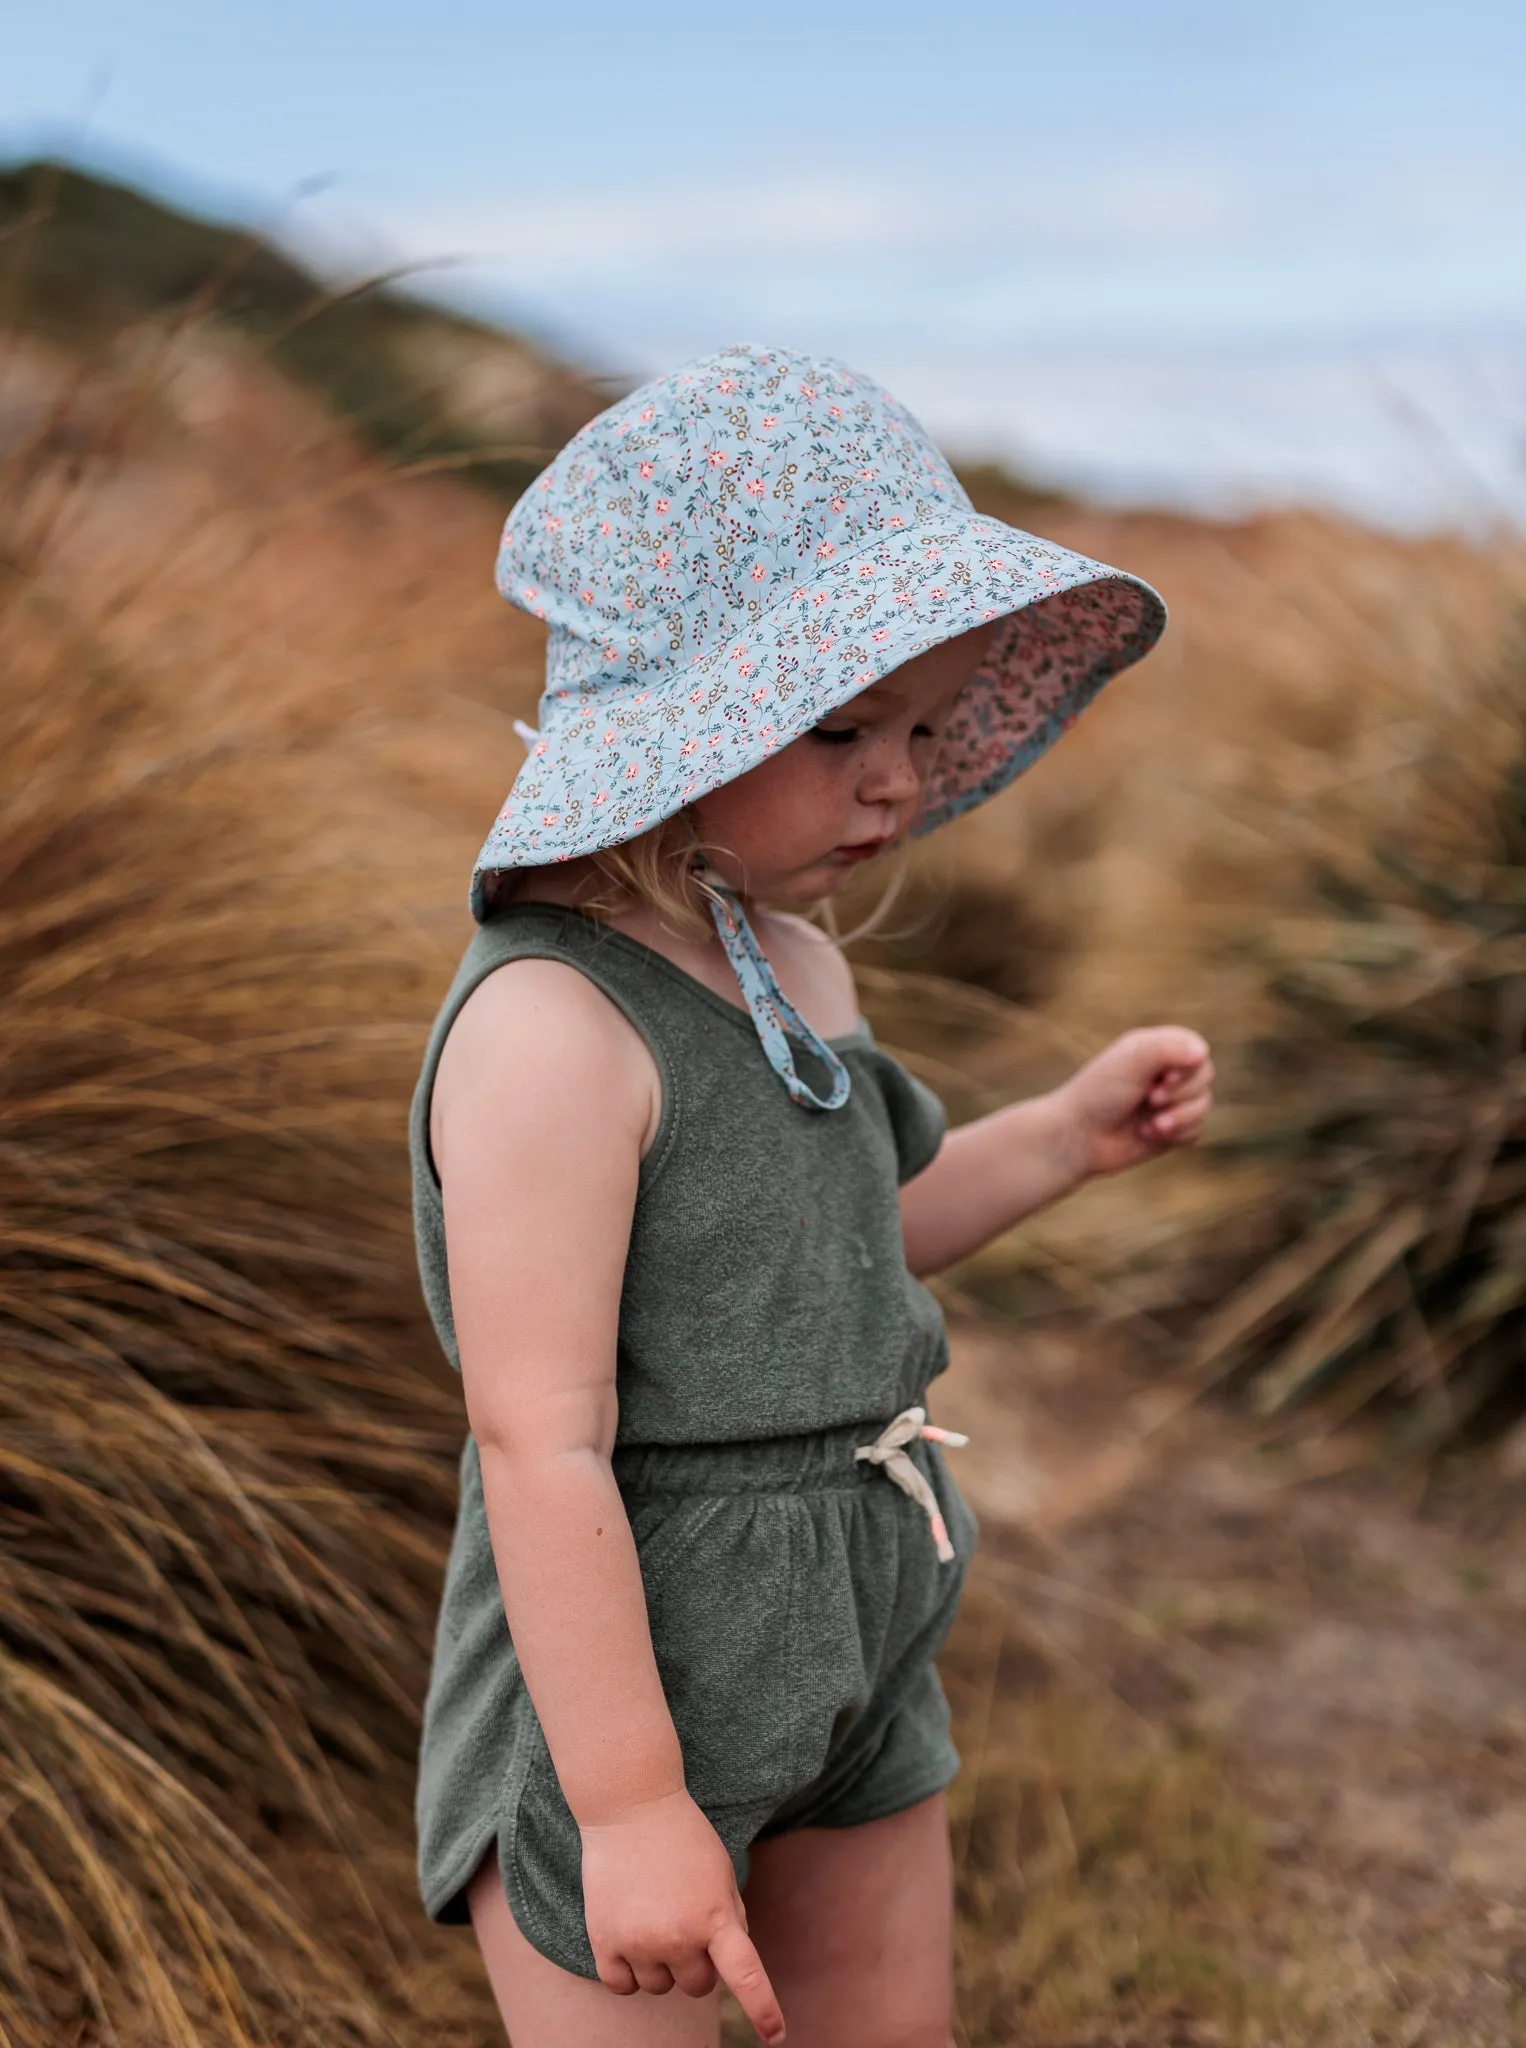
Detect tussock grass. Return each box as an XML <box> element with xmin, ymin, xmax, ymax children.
<box><xmin>0</xmin><ymin>242</ymin><xmax>493</xmax><ymax>2040</ymax></box>
<box><xmin>1124</xmin><ymin>647</ymin><xmax>1526</xmax><ymax>1451</ymax></box>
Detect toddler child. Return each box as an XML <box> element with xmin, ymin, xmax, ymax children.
<box><xmin>410</xmin><ymin>343</ymin><xmax>1213</xmax><ymax>2047</ymax></box>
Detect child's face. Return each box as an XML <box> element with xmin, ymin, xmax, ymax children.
<box><xmin>691</xmin><ymin>622</ymin><xmax>997</xmax><ymax>907</ymax></box>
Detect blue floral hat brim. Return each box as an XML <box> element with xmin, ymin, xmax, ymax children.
<box><xmin>471</xmin><ymin>510</ymin><xmax>1163</xmax><ymax>910</ymax></box>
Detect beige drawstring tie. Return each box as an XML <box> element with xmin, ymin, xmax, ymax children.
<box><xmin>855</xmin><ymin>1405</ymin><xmax>969</xmax><ymax>1562</ymax></box>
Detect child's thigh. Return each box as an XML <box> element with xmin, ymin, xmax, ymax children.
<box><xmin>742</xmin><ymin>1792</ymin><xmax>954</xmax><ymax>2048</ymax></box>
<box><xmin>466</xmin><ymin>1852</ymin><xmax>720</xmax><ymax>2048</ymax></box>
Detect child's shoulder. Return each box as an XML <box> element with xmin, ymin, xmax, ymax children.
<box><xmin>433</xmin><ymin>954</ymin><xmax>661</xmax><ymax>1156</ymax></box>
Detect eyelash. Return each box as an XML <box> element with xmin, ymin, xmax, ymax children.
<box><xmin>810</xmin><ymin>723</ymin><xmax>938</xmax><ymax>746</ymax></box>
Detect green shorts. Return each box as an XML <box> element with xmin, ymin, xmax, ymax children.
<box><xmin>417</xmin><ymin>1418</ymin><xmax>978</xmax><ymax>1979</ymax></box>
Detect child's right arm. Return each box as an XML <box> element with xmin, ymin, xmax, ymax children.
<box><xmin>433</xmin><ymin>960</ymin><xmax>785</xmax><ymax>2043</ymax></box>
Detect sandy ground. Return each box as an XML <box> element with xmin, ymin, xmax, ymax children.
<box><xmin>930</xmin><ymin>1317</ymin><xmax>1526</xmax><ymax>2046</ymax></box>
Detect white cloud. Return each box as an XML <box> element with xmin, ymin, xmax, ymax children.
<box><xmin>296</xmin><ymin>159</ymin><xmax>1250</xmax><ymax>298</ymax></box>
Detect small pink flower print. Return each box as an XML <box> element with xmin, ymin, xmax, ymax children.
<box><xmin>857</xmin><ymin>565</ymin><xmax>874</xmax><ymax>580</ymax></box>
<box><xmin>623</xmin><ymin>597</ymin><xmax>635</xmax><ymax>610</ymax></box>
<box><xmin>760</xmin><ymin>721</ymin><xmax>775</xmax><ymax>738</ymax></box>
<box><xmin>545</xmin><ymin>515</ymin><xmax>562</xmax><ymax>532</ymax></box>
<box><xmin>635</xmin><ymin>692</ymin><xmax>649</xmax><ymax>704</ymax></box>
<box><xmin>639</xmin><ymin>404</ymin><xmax>656</xmax><ymax>422</ymax></box>
<box><xmin>750</xmin><ymin>563</ymin><xmax>766</xmax><ymax>581</ymax></box>
<box><xmin>830</xmin><ymin>496</ymin><xmax>846</xmax><ymax>512</ymax></box>
<box><xmin>986</xmin><ymin>557</ymin><xmax>1005</xmax><ymax>571</ymax></box>
<box><xmin>689</xmin><ymin>688</ymin><xmax>706</xmax><ymax>704</ymax></box>
<box><xmin>624</xmin><ymin>763</ymin><xmax>640</xmax><ymax>780</ymax></box>
<box><xmin>579</xmin><ymin>587</ymin><xmax>593</xmax><ymax>602</ymax></box>
<box><xmin>746</xmin><ymin>477</ymin><xmax>766</xmax><ymax>498</ymax></box>
<box><xmin>602</xmin><ymin>644</ymin><xmax>617</xmax><ymax>661</ymax></box>
<box><xmin>522</xmin><ymin>585</ymin><xmax>539</xmax><ymax>602</ymax></box>
<box><xmin>593</xmin><ymin>790</ymin><xmax>609</xmax><ymax>806</ymax></box>
<box><xmin>639</xmin><ymin>461</ymin><xmax>655</xmax><ymax>480</ymax></box>
<box><xmin>816</xmin><ymin>541</ymin><xmax>836</xmax><ymax>559</ymax></box>
<box><xmin>533</xmin><ymin>740</ymin><xmax>549</xmax><ymax>757</ymax></box>
<box><xmin>716</xmin><ymin>376</ymin><xmax>737</xmax><ymax>393</ymax></box>
<box><xmin>655</xmin><ymin>549</ymin><xmax>672</xmax><ymax>570</ymax></box>
<box><xmin>541</xmin><ymin>811</ymin><xmax>559</xmax><ymax>826</ymax></box>
<box><xmin>761</xmin><ymin>414</ymin><xmax>778</xmax><ymax>429</ymax></box>
<box><xmin>707</xmin><ymin>449</ymin><xmax>726</xmax><ymax>468</ymax></box>
<box><xmin>708</xmin><ymin>733</ymin><xmax>723</xmax><ymax>748</ymax></box>
<box><xmin>655</xmin><ymin>495</ymin><xmax>671</xmax><ymax>513</ymax></box>
<box><xmin>750</xmin><ymin>685</ymin><xmax>767</xmax><ymax>705</ymax></box>
<box><xmin>800</xmin><ymin>383</ymin><xmax>817</xmax><ymax>399</ymax></box>
<box><xmin>894</xmin><ymin>593</ymin><xmax>915</xmax><ymax>606</ymax></box>
<box><xmin>811</xmin><ymin>591</ymin><xmax>830</xmax><ymax>608</ymax></box>
<box><xmin>737</xmin><ymin>660</ymin><xmax>755</xmax><ymax>679</ymax></box>
<box><xmin>819</xmin><ymin>633</ymin><xmax>837</xmax><ymax>653</ymax></box>
<box><xmin>828</xmin><ymin>404</ymin><xmax>844</xmax><ymax>419</ymax></box>
<box><xmin>889</xmin><ymin>514</ymin><xmax>905</xmax><ymax>529</ymax></box>
<box><xmin>602</xmin><ymin>728</ymin><xmax>616</xmax><ymax>744</ymax></box>
<box><xmin>855</xmin><ymin>672</ymin><xmax>872</xmax><ymax>686</ymax></box>
<box><xmin>682</xmin><ymin>781</ymin><xmax>697</xmax><ymax>799</ymax></box>
<box><xmin>860</xmin><ymin>467</ymin><xmax>877</xmax><ymax>480</ymax></box>
<box><xmin>537</xmin><ymin>476</ymin><xmax>552</xmax><ymax>492</ymax></box>
<box><xmin>872</xmin><ymin>628</ymin><xmax>889</xmax><ymax>643</ymax></box>
<box><xmin>981</xmin><ymin>608</ymin><xmax>998</xmax><ymax>620</ymax></box>
<box><xmin>929</xmin><ymin>587</ymin><xmax>947</xmax><ymax>600</ymax></box>
<box><xmin>598</xmin><ymin>521</ymin><xmax>612</xmax><ymax>536</ymax></box>
<box><xmin>681</xmin><ymin>739</ymin><xmax>698</xmax><ymax>756</ymax></box>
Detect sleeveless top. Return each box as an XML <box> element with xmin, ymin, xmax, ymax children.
<box><xmin>409</xmin><ymin>902</ymin><xmax>950</xmax><ymax>1445</ymax></box>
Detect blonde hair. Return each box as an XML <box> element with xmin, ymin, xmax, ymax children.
<box><xmin>589</xmin><ymin>813</ymin><xmax>914</xmax><ymax>948</ymax></box>
<box><xmin>488</xmin><ymin>810</ymin><xmax>914</xmax><ymax>945</ymax></box>
<box><xmin>583</xmin><ymin>813</ymin><xmax>712</xmax><ymax>938</ymax></box>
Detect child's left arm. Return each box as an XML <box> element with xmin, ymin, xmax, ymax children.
<box><xmin>899</xmin><ymin>1026</ymin><xmax>1214</xmax><ymax>1278</ymax></box>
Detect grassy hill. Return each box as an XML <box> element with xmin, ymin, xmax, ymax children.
<box><xmin>0</xmin><ymin>157</ymin><xmax>606</xmax><ymax>497</ymax></box>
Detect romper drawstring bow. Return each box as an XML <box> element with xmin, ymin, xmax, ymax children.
<box><xmin>855</xmin><ymin>1406</ymin><xmax>969</xmax><ymax>1562</ymax></box>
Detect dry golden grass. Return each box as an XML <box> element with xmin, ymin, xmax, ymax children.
<box><xmin>6</xmin><ymin>194</ymin><xmax>1526</xmax><ymax>2045</ymax></box>
<box><xmin>0</xmin><ymin>301</ymin><xmax>502</xmax><ymax>2046</ymax></box>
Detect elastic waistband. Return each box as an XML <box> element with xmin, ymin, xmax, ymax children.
<box><xmin>611</xmin><ymin>1413</ymin><xmax>936</xmax><ymax>1495</ymax></box>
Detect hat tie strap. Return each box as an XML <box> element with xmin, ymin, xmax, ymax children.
<box><xmin>854</xmin><ymin>1405</ymin><xmax>969</xmax><ymax>1562</ymax></box>
<box><xmin>702</xmin><ymin>885</ymin><xmax>852</xmax><ymax>1111</ymax></box>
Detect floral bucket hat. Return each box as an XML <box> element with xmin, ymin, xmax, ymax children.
<box><xmin>475</xmin><ymin>342</ymin><xmax>1166</xmax><ymax>1108</ymax></box>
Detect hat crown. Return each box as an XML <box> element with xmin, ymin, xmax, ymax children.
<box><xmin>496</xmin><ymin>343</ymin><xmax>969</xmax><ymax>724</ymax></box>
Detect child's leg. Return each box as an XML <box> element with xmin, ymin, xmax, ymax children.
<box><xmin>742</xmin><ymin>1792</ymin><xmax>954</xmax><ymax>2048</ymax></box>
<box><xmin>466</xmin><ymin>1850</ymin><xmax>720</xmax><ymax>2048</ymax></box>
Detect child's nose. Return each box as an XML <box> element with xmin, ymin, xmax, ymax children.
<box><xmin>858</xmin><ymin>744</ymin><xmax>921</xmax><ymax>809</ymax></box>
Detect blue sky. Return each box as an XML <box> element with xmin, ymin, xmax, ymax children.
<box><xmin>6</xmin><ymin>0</ymin><xmax>1525</xmax><ymax>522</ymax></box>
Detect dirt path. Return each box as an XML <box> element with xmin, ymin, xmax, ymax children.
<box><xmin>932</xmin><ymin>1319</ymin><xmax>1526</xmax><ymax>2046</ymax></box>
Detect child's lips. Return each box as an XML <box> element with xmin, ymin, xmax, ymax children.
<box><xmin>832</xmin><ymin>837</ymin><xmax>893</xmax><ymax>863</ymax></box>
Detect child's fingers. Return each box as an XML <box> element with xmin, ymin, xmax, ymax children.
<box><xmin>671</xmin><ymin>1951</ymin><xmax>720</xmax><ymax>1999</ymax></box>
<box><xmin>1149</xmin><ymin>1058</ymin><xmax>1215</xmax><ymax>1107</ymax></box>
<box><xmin>1145</xmin><ymin>1102</ymin><xmax>1209</xmax><ymax>1142</ymax></box>
<box><xmin>631</xmin><ymin>1959</ymin><xmax>677</xmax><ymax>1995</ymax></box>
<box><xmin>596</xmin><ymin>1954</ymin><xmax>640</xmax><ymax>1996</ymax></box>
<box><xmin>710</xmin><ymin>1921</ymin><xmax>786</xmax><ymax>2043</ymax></box>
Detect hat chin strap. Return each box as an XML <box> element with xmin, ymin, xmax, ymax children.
<box><xmin>695</xmin><ymin>869</ymin><xmax>852</xmax><ymax>1112</ymax></box>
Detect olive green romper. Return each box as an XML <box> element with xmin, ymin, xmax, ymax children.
<box><xmin>411</xmin><ymin>902</ymin><xmax>977</xmax><ymax>1978</ymax></box>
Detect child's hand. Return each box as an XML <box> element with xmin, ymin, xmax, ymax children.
<box><xmin>1057</xmin><ymin>1026</ymin><xmax>1214</xmax><ymax>1179</ymax></box>
<box><xmin>580</xmin><ymin>1786</ymin><xmax>786</xmax><ymax>2042</ymax></box>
